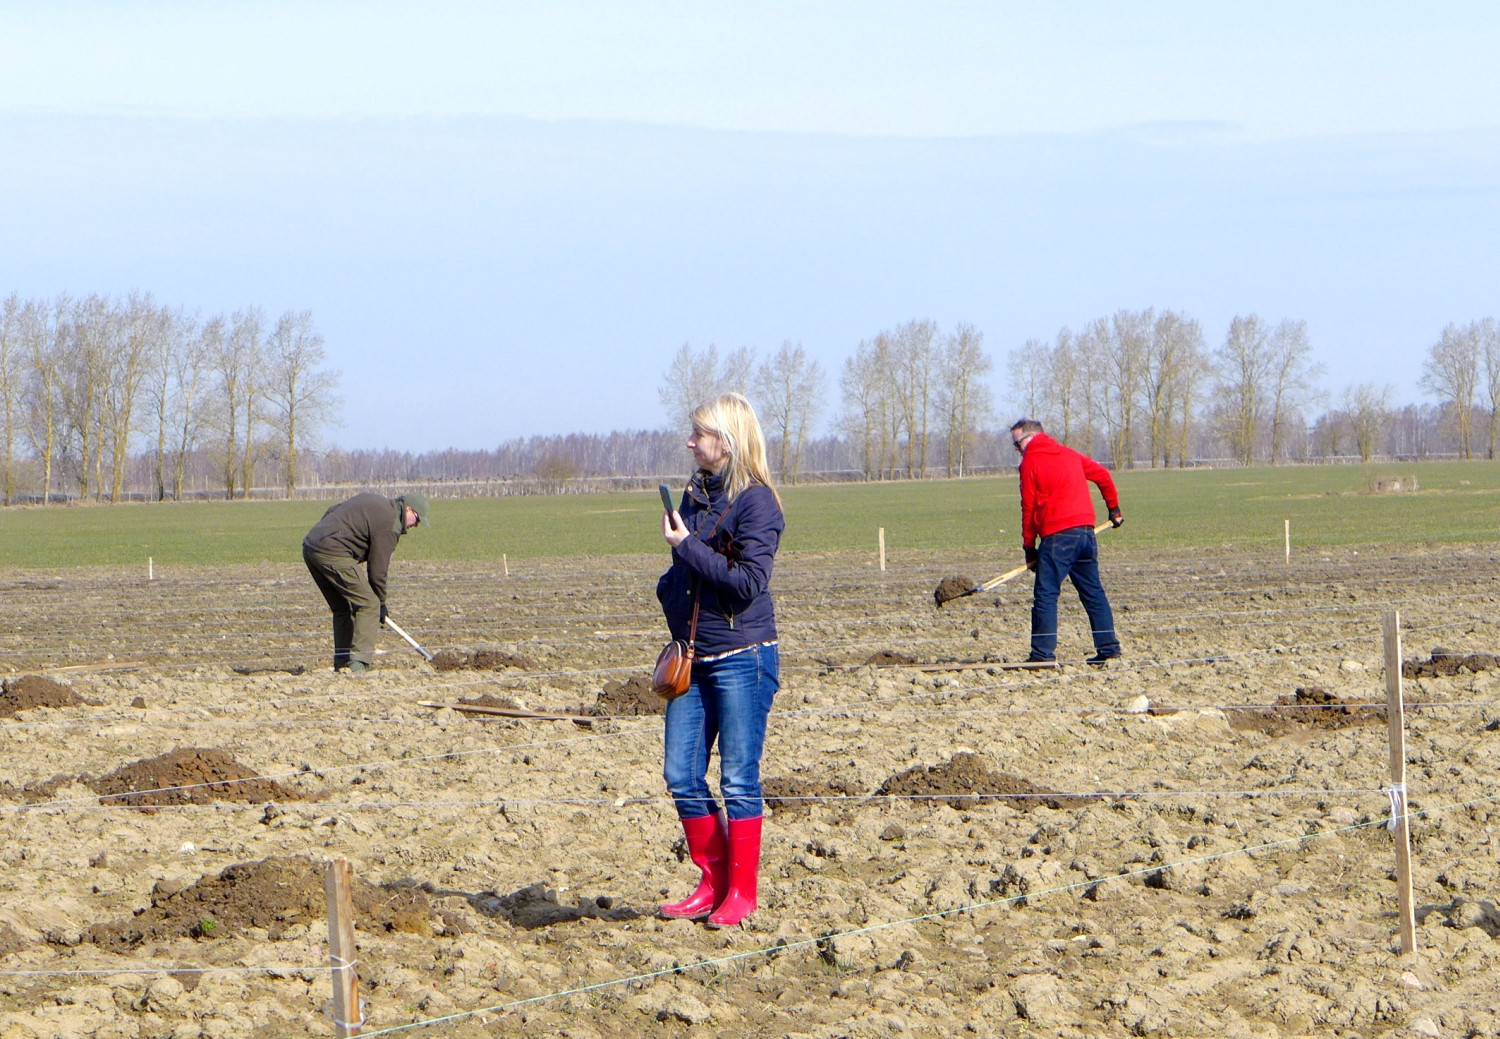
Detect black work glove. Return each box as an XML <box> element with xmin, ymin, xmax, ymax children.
<box><xmin>1024</xmin><ymin>547</ymin><xmax>1039</xmax><ymax>571</ymax></box>
<box><xmin>379</xmin><ymin>603</ymin><xmax>389</xmax><ymax>625</ymax></box>
<box><xmin>1108</xmin><ymin>507</ymin><xmax>1123</xmax><ymax>528</ymax></box>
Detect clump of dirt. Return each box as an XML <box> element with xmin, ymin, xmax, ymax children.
<box><xmin>1404</xmin><ymin>646</ymin><xmax>1500</xmax><ymax>678</ymax></box>
<box><xmin>81</xmin><ymin>856</ymin><xmax>454</xmax><ymax>951</ymax></box>
<box><xmin>477</xmin><ymin>881</ymin><xmax>643</xmax><ymax>930</ymax></box>
<box><xmin>875</xmin><ymin>752</ymin><xmax>1097</xmax><ymax>812</ymax></box>
<box><xmin>430</xmin><ymin>649</ymin><xmax>468</xmax><ymax>672</ymax></box>
<box><xmin>457</xmin><ymin>693</ymin><xmax>524</xmax><ymax>711</ymax></box>
<box><xmin>431</xmin><ymin>649</ymin><xmax>537</xmax><ymax>672</ymax></box>
<box><xmin>0</xmin><ymin>675</ymin><xmax>96</xmax><ymax>718</ymax></box>
<box><xmin>934</xmin><ymin>575</ymin><xmax>976</xmax><ymax>607</ymax></box>
<box><xmin>763</xmin><ymin>775</ymin><xmax>866</xmax><ymax>816</ymax></box>
<box><xmin>85</xmin><ymin>747</ymin><xmax>308</xmax><ymax>808</ymax></box>
<box><xmin>585</xmin><ymin>674</ymin><xmax>665</xmax><ymax>716</ymax></box>
<box><xmin>0</xmin><ymin>924</ymin><xmax>30</xmax><ymax>958</ymax></box>
<box><xmin>866</xmin><ymin>650</ymin><xmax>916</xmax><ymax>666</ymax></box>
<box><xmin>1228</xmin><ymin>686</ymin><xmax>1384</xmax><ymax>735</ymax></box>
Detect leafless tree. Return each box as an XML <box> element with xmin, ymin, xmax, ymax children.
<box><xmin>263</xmin><ymin>309</ymin><xmax>341</xmax><ymax>496</ymax></box>
<box><xmin>1006</xmin><ymin>338</ymin><xmax>1049</xmax><ymax>422</ymax></box>
<box><xmin>891</xmin><ymin>319</ymin><xmax>938</xmax><ymax>477</ymax></box>
<box><xmin>1103</xmin><ymin>309</ymin><xmax>1150</xmax><ymax>467</ymax></box>
<box><xmin>937</xmin><ymin>323</ymin><xmax>992</xmax><ymax>477</ymax></box>
<box><xmin>1474</xmin><ymin>318</ymin><xmax>1500</xmax><ymax>458</ymax></box>
<box><xmin>1422</xmin><ymin>322</ymin><xmax>1481</xmax><ymax>459</ymax></box>
<box><xmin>23</xmin><ymin>297</ymin><xmax>66</xmax><ymax>503</ymax></box>
<box><xmin>1213</xmin><ymin>314</ymin><xmax>1272</xmax><ymax>465</ymax></box>
<box><xmin>1265</xmin><ymin>319</ymin><xmax>1325</xmax><ymax>464</ymax></box>
<box><xmin>99</xmin><ymin>292</ymin><xmax>166</xmax><ymax>501</ymax></box>
<box><xmin>1343</xmin><ymin>383</ymin><xmax>1392</xmax><ymax>462</ymax></box>
<box><xmin>1139</xmin><ymin>310</ymin><xmax>1204</xmax><ymax>468</ymax></box>
<box><xmin>58</xmin><ymin>294</ymin><xmax>122</xmax><ymax>499</ymax></box>
<box><xmin>754</xmin><ymin>340</ymin><xmax>824</xmax><ymax>484</ymax></box>
<box><xmin>0</xmin><ymin>294</ymin><xmax>20</xmax><ymax>504</ymax></box>
<box><xmin>1049</xmin><ymin>328</ymin><xmax>1080</xmax><ymax>447</ymax></box>
<box><xmin>838</xmin><ymin>336</ymin><xmax>894</xmax><ymax>479</ymax></box>
<box><xmin>658</xmin><ymin>343</ymin><xmax>757</xmax><ymax>427</ymax></box>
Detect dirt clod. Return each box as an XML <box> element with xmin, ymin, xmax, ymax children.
<box><xmin>1228</xmin><ymin>687</ymin><xmax>1384</xmax><ymax>735</ymax></box>
<box><xmin>85</xmin><ymin>747</ymin><xmax>307</xmax><ymax>808</ymax></box>
<box><xmin>587</xmin><ymin>674</ymin><xmax>665</xmax><ymax>716</ymax></box>
<box><xmin>763</xmin><ymin>775</ymin><xmax>866</xmax><ymax>816</ymax></box>
<box><xmin>82</xmin><ymin>856</ymin><xmax>444</xmax><ymax>950</ymax></box>
<box><xmin>876</xmin><ymin>752</ymin><xmax>1097</xmax><ymax>812</ymax></box>
<box><xmin>1404</xmin><ymin>646</ymin><xmax>1500</xmax><ymax>678</ymax></box>
<box><xmin>933</xmin><ymin>575</ymin><xmax>976</xmax><ymax>607</ymax></box>
<box><xmin>0</xmin><ymin>675</ymin><xmax>93</xmax><ymax>718</ymax></box>
<box><xmin>432</xmin><ymin>648</ymin><xmax>537</xmax><ymax>672</ymax></box>
<box><xmin>866</xmin><ymin>650</ymin><xmax>916</xmax><ymax>666</ymax></box>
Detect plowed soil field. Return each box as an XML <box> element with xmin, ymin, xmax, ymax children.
<box><xmin>1</xmin><ymin>542</ymin><xmax>1498</xmax><ymax>1038</ymax></box>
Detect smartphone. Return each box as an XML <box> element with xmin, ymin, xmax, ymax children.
<box><xmin>658</xmin><ymin>484</ymin><xmax>675</xmax><ymax>513</ymax></box>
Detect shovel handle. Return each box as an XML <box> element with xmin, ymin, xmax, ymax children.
<box><xmin>979</xmin><ymin>521</ymin><xmax>1114</xmax><ymax>592</ymax></box>
<box><xmin>383</xmin><ymin>617</ymin><xmax>434</xmax><ymax>662</ymax></box>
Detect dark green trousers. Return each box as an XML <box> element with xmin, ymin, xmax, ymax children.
<box><xmin>303</xmin><ymin>546</ymin><xmax>380</xmax><ymax>667</ymax></box>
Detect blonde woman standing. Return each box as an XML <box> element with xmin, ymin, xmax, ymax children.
<box><xmin>656</xmin><ymin>392</ymin><xmax>784</xmax><ymax>927</ymax></box>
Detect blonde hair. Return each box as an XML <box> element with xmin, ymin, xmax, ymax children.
<box><xmin>689</xmin><ymin>392</ymin><xmax>782</xmax><ymax>506</ymax></box>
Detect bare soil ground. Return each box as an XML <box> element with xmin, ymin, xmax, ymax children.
<box><xmin>0</xmin><ymin>543</ymin><xmax>1498</xmax><ymax>1038</ymax></box>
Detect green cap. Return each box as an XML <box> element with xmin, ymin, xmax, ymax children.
<box><xmin>402</xmin><ymin>492</ymin><xmax>432</xmax><ymax>529</ymax></box>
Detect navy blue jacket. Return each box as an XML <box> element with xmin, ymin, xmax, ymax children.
<box><xmin>656</xmin><ymin>470</ymin><xmax>783</xmax><ymax>656</ymax></box>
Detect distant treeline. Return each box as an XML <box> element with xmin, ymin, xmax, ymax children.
<box><xmin>3</xmin><ymin>295</ymin><xmax>1496</xmax><ymax>505</ymax></box>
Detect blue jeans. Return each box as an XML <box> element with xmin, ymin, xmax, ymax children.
<box><xmin>1029</xmin><ymin>526</ymin><xmax>1120</xmax><ymax>661</ymax></box>
<box><xmin>663</xmin><ymin>643</ymin><xmax>779</xmax><ymax>821</ymax></box>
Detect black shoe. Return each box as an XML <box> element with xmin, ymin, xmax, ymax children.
<box><xmin>1025</xmin><ymin>654</ymin><xmax>1054</xmax><ymax>663</ymax></box>
<box><xmin>1087</xmin><ymin>652</ymin><xmax>1121</xmax><ymax>666</ymax></box>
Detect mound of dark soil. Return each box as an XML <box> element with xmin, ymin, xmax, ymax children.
<box><xmin>86</xmin><ymin>748</ymin><xmax>307</xmax><ymax>808</ymax></box>
<box><xmin>1228</xmin><ymin>686</ymin><xmax>1384</xmax><ymax>736</ymax></box>
<box><xmin>431</xmin><ymin>649</ymin><xmax>537</xmax><ymax>673</ymax></box>
<box><xmin>876</xmin><ymin>752</ymin><xmax>1096</xmax><ymax>812</ymax></box>
<box><xmin>763</xmin><ymin>775</ymin><xmax>866</xmax><ymax>816</ymax></box>
<box><xmin>586</xmin><ymin>674</ymin><xmax>665</xmax><ymax>716</ymax></box>
<box><xmin>866</xmin><ymin>650</ymin><xmax>916</xmax><ymax>666</ymax></box>
<box><xmin>82</xmin><ymin>856</ymin><xmax>451</xmax><ymax>951</ymax></box>
<box><xmin>0</xmin><ymin>675</ymin><xmax>95</xmax><ymax>718</ymax></box>
<box><xmin>934</xmin><ymin>575</ymin><xmax>976</xmax><ymax>607</ymax></box>
<box><xmin>477</xmin><ymin>881</ymin><xmax>643</xmax><ymax>929</ymax></box>
<box><xmin>457</xmin><ymin>693</ymin><xmax>524</xmax><ymax>712</ymax></box>
<box><xmin>1404</xmin><ymin>646</ymin><xmax>1500</xmax><ymax>678</ymax></box>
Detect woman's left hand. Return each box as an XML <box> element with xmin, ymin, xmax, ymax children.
<box><xmin>663</xmin><ymin>510</ymin><xmax>689</xmax><ymax>548</ymax></box>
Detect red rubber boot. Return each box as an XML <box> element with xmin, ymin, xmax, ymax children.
<box><xmin>706</xmin><ymin>816</ymin><xmax>762</xmax><ymax>928</ymax></box>
<box><xmin>660</xmin><ymin>814</ymin><xmax>727</xmax><ymax>919</ymax></box>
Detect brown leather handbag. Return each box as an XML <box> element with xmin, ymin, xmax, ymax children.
<box><xmin>652</xmin><ymin>586</ymin><xmax>701</xmax><ymax>700</ymax></box>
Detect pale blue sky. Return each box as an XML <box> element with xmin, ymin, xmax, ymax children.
<box><xmin>2</xmin><ymin>2</ymin><xmax>1498</xmax><ymax>450</ymax></box>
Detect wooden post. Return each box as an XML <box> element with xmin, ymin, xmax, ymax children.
<box><xmin>324</xmin><ymin>856</ymin><xmax>363</xmax><ymax>1036</ymax></box>
<box><xmin>503</xmin><ymin>553</ymin><xmax>509</xmax><ymax>578</ymax></box>
<box><xmin>148</xmin><ymin>557</ymin><xmax>154</xmax><ymax>582</ymax></box>
<box><xmin>1284</xmin><ymin>520</ymin><xmax>1290</xmax><ymax>564</ymax></box>
<box><xmin>878</xmin><ymin>528</ymin><xmax>886</xmax><ymax>572</ymax></box>
<box><xmin>1382</xmin><ymin>610</ymin><xmax>1417</xmax><ymax>955</ymax></box>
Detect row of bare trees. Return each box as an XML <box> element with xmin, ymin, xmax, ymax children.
<box><xmin>0</xmin><ymin>292</ymin><xmax>340</xmax><ymax>504</ymax></box>
<box><xmin>1007</xmin><ymin>309</ymin><xmax>1325</xmax><ymax>468</ymax></box>
<box><xmin>658</xmin><ymin>322</ymin><xmax>995</xmax><ymax>482</ymax></box>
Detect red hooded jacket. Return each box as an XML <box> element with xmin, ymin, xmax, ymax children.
<box><xmin>1018</xmin><ymin>433</ymin><xmax>1119</xmax><ymax>549</ymax></box>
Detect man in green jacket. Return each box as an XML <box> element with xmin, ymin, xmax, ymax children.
<box><xmin>302</xmin><ymin>491</ymin><xmax>431</xmax><ymax>672</ymax></box>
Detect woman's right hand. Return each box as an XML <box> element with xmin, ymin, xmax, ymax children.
<box><xmin>663</xmin><ymin>510</ymin><xmax>689</xmax><ymax>548</ymax></box>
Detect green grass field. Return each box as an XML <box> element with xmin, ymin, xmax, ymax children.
<box><xmin>2</xmin><ymin>461</ymin><xmax>1498</xmax><ymax>568</ymax></box>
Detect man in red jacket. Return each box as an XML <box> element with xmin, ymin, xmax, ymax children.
<box><xmin>1011</xmin><ymin>419</ymin><xmax>1124</xmax><ymax>664</ymax></box>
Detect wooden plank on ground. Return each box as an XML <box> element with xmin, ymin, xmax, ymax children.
<box><xmin>418</xmin><ymin>701</ymin><xmax>598</xmax><ymax>726</ymax></box>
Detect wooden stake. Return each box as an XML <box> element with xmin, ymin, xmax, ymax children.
<box><xmin>878</xmin><ymin>527</ymin><xmax>886</xmax><ymax>572</ymax></box>
<box><xmin>503</xmin><ymin>553</ymin><xmax>509</xmax><ymax>578</ymax></box>
<box><xmin>148</xmin><ymin>556</ymin><xmax>154</xmax><ymax>581</ymax></box>
<box><xmin>323</xmin><ymin>856</ymin><xmax>363</xmax><ymax>1036</ymax></box>
<box><xmin>1382</xmin><ymin>610</ymin><xmax>1417</xmax><ymax>955</ymax></box>
<box><xmin>1284</xmin><ymin>520</ymin><xmax>1290</xmax><ymax>564</ymax></box>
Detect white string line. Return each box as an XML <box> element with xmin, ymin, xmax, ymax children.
<box><xmin>346</xmin><ymin>789</ymin><xmax>1500</xmax><ymax>1039</ymax></box>
<box><xmin>5</xmin><ymin>787</ymin><xmax>1492</xmax><ymax>987</ymax></box>
<box><xmin>0</xmin><ymin>785</ymin><xmax>1401</xmax><ymax>819</ymax></box>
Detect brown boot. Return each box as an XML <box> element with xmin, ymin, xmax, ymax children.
<box><xmin>660</xmin><ymin>814</ymin><xmax>727</xmax><ymax>919</ymax></box>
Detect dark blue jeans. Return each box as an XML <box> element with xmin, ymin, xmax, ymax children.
<box><xmin>1029</xmin><ymin>526</ymin><xmax>1120</xmax><ymax>661</ymax></box>
<box><xmin>663</xmin><ymin>643</ymin><xmax>779</xmax><ymax>821</ymax></box>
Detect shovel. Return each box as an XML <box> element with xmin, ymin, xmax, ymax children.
<box><xmin>934</xmin><ymin>521</ymin><xmax>1113</xmax><ymax>608</ymax></box>
<box><xmin>383</xmin><ymin>616</ymin><xmax>435</xmax><ymax>662</ymax></box>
